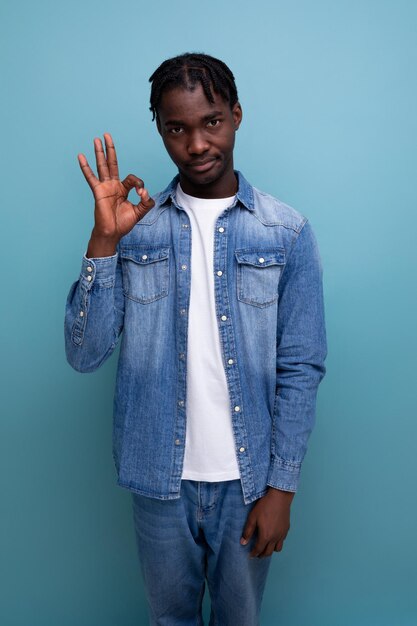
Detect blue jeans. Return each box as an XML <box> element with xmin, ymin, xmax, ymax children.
<box><xmin>131</xmin><ymin>479</ymin><xmax>272</xmax><ymax>625</ymax></box>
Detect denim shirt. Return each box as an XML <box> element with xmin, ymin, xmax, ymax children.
<box><xmin>65</xmin><ymin>171</ymin><xmax>327</xmax><ymax>504</ymax></box>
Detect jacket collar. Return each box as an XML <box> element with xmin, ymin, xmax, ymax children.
<box><xmin>158</xmin><ymin>170</ymin><xmax>255</xmax><ymax>212</ymax></box>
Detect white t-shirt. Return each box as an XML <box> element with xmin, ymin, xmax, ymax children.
<box><xmin>177</xmin><ymin>183</ymin><xmax>241</xmax><ymax>482</ymax></box>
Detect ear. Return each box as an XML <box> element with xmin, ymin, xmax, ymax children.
<box><xmin>232</xmin><ymin>102</ymin><xmax>243</xmax><ymax>130</ymax></box>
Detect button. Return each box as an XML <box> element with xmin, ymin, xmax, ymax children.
<box><xmin>86</xmin><ymin>266</ymin><xmax>93</xmax><ymax>273</ymax></box>
<box><xmin>181</xmin><ymin>264</ymin><xmax>187</xmax><ymax>270</ymax></box>
<box><xmin>180</xmin><ymin>308</ymin><xmax>186</xmax><ymax>315</ymax></box>
<box><xmin>217</xmin><ymin>270</ymin><xmax>223</xmax><ymax>277</ymax></box>
<box><xmin>178</xmin><ymin>400</ymin><xmax>185</xmax><ymax>407</ymax></box>
<box><xmin>79</xmin><ymin>311</ymin><xmax>84</xmax><ymax>317</ymax></box>
<box><xmin>142</xmin><ymin>254</ymin><xmax>148</xmax><ymax>261</ymax></box>
<box><xmin>258</xmin><ymin>257</ymin><xmax>265</xmax><ymax>264</ymax></box>
<box><xmin>221</xmin><ymin>315</ymin><xmax>227</xmax><ymax>321</ymax></box>
<box><xmin>234</xmin><ymin>405</ymin><xmax>241</xmax><ymax>412</ymax></box>
<box><xmin>227</xmin><ymin>358</ymin><xmax>234</xmax><ymax>365</ymax></box>
<box><xmin>179</xmin><ymin>353</ymin><xmax>185</xmax><ymax>360</ymax></box>
<box><xmin>175</xmin><ymin>439</ymin><xmax>181</xmax><ymax>445</ymax></box>
<box><xmin>182</xmin><ymin>223</ymin><xmax>189</xmax><ymax>228</ymax></box>
<box><xmin>239</xmin><ymin>447</ymin><xmax>245</xmax><ymax>453</ymax></box>
<box><xmin>86</xmin><ymin>275</ymin><xmax>92</xmax><ymax>282</ymax></box>
<box><xmin>218</xmin><ymin>227</ymin><xmax>225</xmax><ymax>233</ymax></box>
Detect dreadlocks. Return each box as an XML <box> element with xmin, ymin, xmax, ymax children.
<box><xmin>149</xmin><ymin>52</ymin><xmax>239</xmax><ymax>121</ymax></box>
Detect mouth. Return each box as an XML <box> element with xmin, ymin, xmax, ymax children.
<box><xmin>187</xmin><ymin>158</ymin><xmax>217</xmax><ymax>173</ymax></box>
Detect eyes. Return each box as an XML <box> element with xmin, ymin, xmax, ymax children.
<box><xmin>168</xmin><ymin>119</ymin><xmax>221</xmax><ymax>135</ymax></box>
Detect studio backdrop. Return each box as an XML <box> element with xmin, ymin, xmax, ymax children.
<box><xmin>1</xmin><ymin>1</ymin><xmax>416</xmax><ymax>625</ymax></box>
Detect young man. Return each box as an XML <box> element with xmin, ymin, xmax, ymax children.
<box><xmin>65</xmin><ymin>53</ymin><xmax>326</xmax><ymax>625</ymax></box>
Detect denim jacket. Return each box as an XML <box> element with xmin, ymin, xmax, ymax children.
<box><xmin>65</xmin><ymin>171</ymin><xmax>326</xmax><ymax>504</ymax></box>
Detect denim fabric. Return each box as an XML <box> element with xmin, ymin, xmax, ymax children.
<box><xmin>131</xmin><ymin>480</ymin><xmax>271</xmax><ymax>626</ymax></box>
<box><xmin>64</xmin><ymin>171</ymin><xmax>327</xmax><ymax>503</ymax></box>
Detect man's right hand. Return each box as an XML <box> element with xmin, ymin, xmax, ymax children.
<box><xmin>78</xmin><ymin>133</ymin><xmax>155</xmax><ymax>257</ymax></box>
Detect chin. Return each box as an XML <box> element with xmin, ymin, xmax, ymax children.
<box><xmin>184</xmin><ymin>167</ymin><xmax>223</xmax><ymax>187</ymax></box>
<box><xmin>193</xmin><ymin>173</ymin><xmax>220</xmax><ymax>186</ymax></box>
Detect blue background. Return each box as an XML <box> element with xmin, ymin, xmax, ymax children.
<box><xmin>1</xmin><ymin>1</ymin><xmax>416</xmax><ymax>624</ymax></box>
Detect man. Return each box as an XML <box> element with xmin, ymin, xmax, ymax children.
<box><xmin>65</xmin><ymin>52</ymin><xmax>326</xmax><ymax>625</ymax></box>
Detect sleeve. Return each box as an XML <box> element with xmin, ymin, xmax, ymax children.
<box><xmin>64</xmin><ymin>248</ymin><xmax>125</xmax><ymax>373</ymax></box>
<box><xmin>267</xmin><ymin>220</ymin><xmax>327</xmax><ymax>492</ymax></box>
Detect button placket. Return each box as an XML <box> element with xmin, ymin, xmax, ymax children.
<box><xmin>212</xmin><ymin>211</ymin><xmax>252</xmax><ymax>497</ymax></box>
<box><xmin>172</xmin><ymin>208</ymin><xmax>192</xmax><ymax>489</ymax></box>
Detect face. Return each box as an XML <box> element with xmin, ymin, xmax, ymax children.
<box><xmin>156</xmin><ymin>84</ymin><xmax>242</xmax><ymax>198</ymax></box>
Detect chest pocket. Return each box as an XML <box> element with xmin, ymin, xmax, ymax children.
<box><xmin>120</xmin><ymin>245</ymin><xmax>170</xmax><ymax>304</ymax></box>
<box><xmin>235</xmin><ymin>248</ymin><xmax>285</xmax><ymax>308</ymax></box>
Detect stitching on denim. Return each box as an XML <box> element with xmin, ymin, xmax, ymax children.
<box><xmin>236</xmin><ymin>262</ymin><xmax>282</xmax><ymax>308</ymax></box>
<box><xmin>274</xmin><ymin>456</ymin><xmax>301</xmax><ymax>469</ymax></box>
<box><xmin>121</xmin><ymin>254</ymin><xmax>170</xmax><ymax>304</ymax></box>
<box><xmin>252</xmin><ymin>212</ymin><xmax>305</xmax><ymax>231</ymax></box>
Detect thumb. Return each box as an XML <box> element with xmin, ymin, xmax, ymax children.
<box><xmin>135</xmin><ymin>187</ymin><xmax>155</xmax><ymax>218</ymax></box>
<box><xmin>240</xmin><ymin>514</ymin><xmax>257</xmax><ymax>545</ymax></box>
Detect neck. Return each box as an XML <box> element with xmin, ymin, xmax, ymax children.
<box><xmin>179</xmin><ymin>169</ymin><xmax>238</xmax><ymax>199</ymax></box>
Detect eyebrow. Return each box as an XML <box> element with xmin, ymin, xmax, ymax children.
<box><xmin>164</xmin><ymin>111</ymin><xmax>224</xmax><ymax>126</ymax></box>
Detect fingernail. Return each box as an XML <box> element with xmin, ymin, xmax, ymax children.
<box><xmin>240</xmin><ymin>538</ymin><xmax>248</xmax><ymax>545</ymax></box>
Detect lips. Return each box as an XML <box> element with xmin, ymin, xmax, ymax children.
<box><xmin>188</xmin><ymin>158</ymin><xmax>217</xmax><ymax>172</ymax></box>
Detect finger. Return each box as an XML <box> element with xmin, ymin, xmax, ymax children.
<box><xmin>137</xmin><ymin>187</ymin><xmax>155</xmax><ymax>208</ymax></box>
<box><xmin>274</xmin><ymin>539</ymin><xmax>284</xmax><ymax>552</ymax></box>
<box><xmin>122</xmin><ymin>174</ymin><xmax>144</xmax><ymax>195</ymax></box>
<box><xmin>240</xmin><ymin>516</ymin><xmax>256</xmax><ymax>546</ymax></box>
<box><xmin>78</xmin><ymin>153</ymin><xmax>100</xmax><ymax>191</ymax></box>
<box><xmin>137</xmin><ymin>187</ymin><xmax>151</xmax><ymax>202</ymax></box>
<box><xmin>258</xmin><ymin>541</ymin><xmax>276</xmax><ymax>559</ymax></box>
<box><xmin>134</xmin><ymin>192</ymin><xmax>155</xmax><ymax>221</ymax></box>
<box><xmin>94</xmin><ymin>137</ymin><xmax>111</xmax><ymax>181</ymax></box>
<box><xmin>249</xmin><ymin>534</ymin><xmax>267</xmax><ymax>558</ymax></box>
<box><xmin>103</xmin><ymin>133</ymin><xmax>119</xmax><ymax>180</ymax></box>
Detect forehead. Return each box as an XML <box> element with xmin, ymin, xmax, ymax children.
<box><xmin>158</xmin><ymin>84</ymin><xmax>230</xmax><ymax>123</ymax></box>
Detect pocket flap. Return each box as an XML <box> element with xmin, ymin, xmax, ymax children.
<box><xmin>235</xmin><ymin>248</ymin><xmax>285</xmax><ymax>267</ymax></box>
<box><xmin>120</xmin><ymin>246</ymin><xmax>170</xmax><ymax>265</ymax></box>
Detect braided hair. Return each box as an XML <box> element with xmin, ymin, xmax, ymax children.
<box><xmin>149</xmin><ymin>52</ymin><xmax>239</xmax><ymax>121</ymax></box>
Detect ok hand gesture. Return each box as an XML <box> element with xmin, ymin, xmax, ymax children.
<box><xmin>78</xmin><ymin>133</ymin><xmax>155</xmax><ymax>257</ymax></box>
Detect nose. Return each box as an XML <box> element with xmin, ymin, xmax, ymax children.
<box><xmin>187</xmin><ymin>129</ymin><xmax>210</xmax><ymax>155</ymax></box>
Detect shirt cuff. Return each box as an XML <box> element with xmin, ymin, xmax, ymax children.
<box><xmin>80</xmin><ymin>253</ymin><xmax>118</xmax><ymax>288</ymax></box>
<box><xmin>267</xmin><ymin>456</ymin><xmax>301</xmax><ymax>493</ymax></box>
